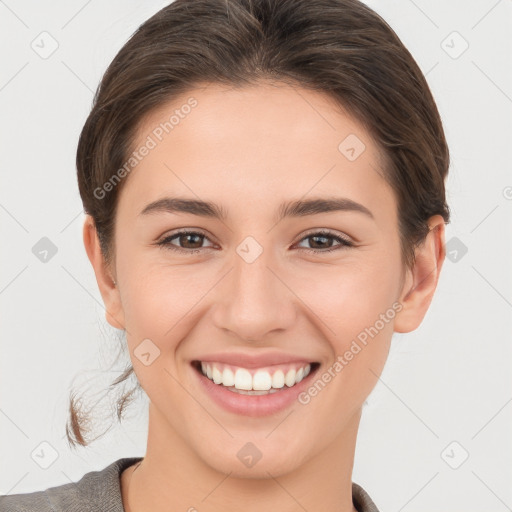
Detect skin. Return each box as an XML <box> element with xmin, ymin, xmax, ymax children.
<box><xmin>84</xmin><ymin>81</ymin><xmax>446</xmax><ymax>512</ymax></box>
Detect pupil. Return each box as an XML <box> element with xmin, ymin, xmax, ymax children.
<box><xmin>312</xmin><ymin>235</ymin><xmax>330</xmax><ymax>249</ymax></box>
<box><xmin>183</xmin><ymin>234</ymin><xmax>201</xmax><ymax>248</ymax></box>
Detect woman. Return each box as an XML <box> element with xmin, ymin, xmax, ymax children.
<box><xmin>0</xmin><ymin>0</ymin><xmax>449</xmax><ymax>510</ymax></box>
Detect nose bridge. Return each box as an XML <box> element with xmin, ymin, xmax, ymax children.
<box><xmin>212</xmin><ymin>236</ymin><xmax>296</xmax><ymax>341</ymax></box>
<box><xmin>234</xmin><ymin>242</ymin><xmax>273</xmax><ymax>302</ymax></box>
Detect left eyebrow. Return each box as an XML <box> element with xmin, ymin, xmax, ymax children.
<box><xmin>275</xmin><ymin>197</ymin><xmax>374</xmax><ymax>223</ymax></box>
<box><xmin>138</xmin><ymin>196</ymin><xmax>374</xmax><ymax>222</ymax></box>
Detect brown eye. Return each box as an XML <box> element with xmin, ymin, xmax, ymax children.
<box><xmin>295</xmin><ymin>230</ymin><xmax>353</xmax><ymax>254</ymax></box>
<box><xmin>157</xmin><ymin>230</ymin><xmax>215</xmax><ymax>253</ymax></box>
<box><xmin>156</xmin><ymin>229</ymin><xmax>353</xmax><ymax>255</ymax></box>
<box><xmin>175</xmin><ymin>232</ymin><xmax>204</xmax><ymax>249</ymax></box>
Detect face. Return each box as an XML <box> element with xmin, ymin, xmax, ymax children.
<box><xmin>86</xmin><ymin>81</ymin><xmax>443</xmax><ymax>478</ymax></box>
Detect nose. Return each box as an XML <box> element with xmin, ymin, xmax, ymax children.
<box><xmin>211</xmin><ymin>245</ymin><xmax>297</xmax><ymax>342</ymax></box>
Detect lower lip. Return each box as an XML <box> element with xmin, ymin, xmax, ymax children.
<box><xmin>192</xmin><ymin>363</ymin><xmax>318</xmax><ymax>417</ymax></box>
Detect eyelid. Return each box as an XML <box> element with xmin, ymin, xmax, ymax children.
<box><xmin>158</xmin><ymin>227</ymin><xmax>353</xmax><ymax>243</ymax></box>
<box><xmin>157</xmin><ymin>228</ymin><xmax>215</xmax><ymax>247</ymax></box>
<box><xmin>156</xmin><ymin>227</ymin><xmax>355</xmax><ymax>256</ymax></box>
<box><xmin>158</xmin><ymin>227</ymin><xmax>212</xmax><ymax>241</ymax></box>
<box><xmin>294</xmin><ymin>228</ymin><xmax>353</xmax><ymax>245</ymax></box>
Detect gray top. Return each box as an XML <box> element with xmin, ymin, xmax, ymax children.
<box><xmin>0</xmin><ymin>457</ymin><xmax>380</xmax><ymax>511</ymax></box>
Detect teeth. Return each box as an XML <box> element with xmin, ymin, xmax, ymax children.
<box><xmin>212</xmin><ymin>366</ymin><xmax>223</xmax><ymax>385</ymax></box>
<box><xmin>234</xmin><ymin>368</ymin><xmax>252</xmax><ymax>390</ymax></box>
<box><xmin>253</xmin><ymin>370</ymin><xmax>272</xmax><ymax>391</ymax></box>
<box><xmin>272</xmin><ymin>370</ymin><xmax>285</xmax><ymax>389</ymax></box>
<box><xmin>199</xmin><ymin>362</ymin><xmax>312</xmax><ymax>391</ymax></box>
<box><xmin>222</xmin><ymin>367</ymin><xmax>235</xmax><ymax>387</ymax></box>
<box><xmin>284</xmin><ymin>369</ymin><xmax>296</xmax><ymax>387</ymax></box>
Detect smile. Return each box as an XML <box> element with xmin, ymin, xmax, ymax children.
<box><xmin>191</xmin><ymin>360</ymin><xmax>320</xmax><ymax>415</ymax></box>
<box><xmin>197</xmin><ymin>360</ymin><xmax>316</xmax><ymax>394</ymax></box>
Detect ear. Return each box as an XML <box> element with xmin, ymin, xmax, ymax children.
<box><xmin>394</xmin><ymin>215</ymin><xmax>446</xmax><ymax>333</ymax></box>
<box><xmin>82</xmin><ymin>215</ymin><xmax>125</xmax><ymax>330</ymax></box>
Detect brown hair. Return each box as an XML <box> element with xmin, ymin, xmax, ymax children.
<box><xmin>68</xmin><ymin>0</ymin><xmax>450</xmax><ymax>447</ymax></box>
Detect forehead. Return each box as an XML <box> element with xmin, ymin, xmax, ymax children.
<box><xmin>136</xmin><ymin>80</ymin><xmax>379</xmax><ymax>160</ymax></box>
<box><xmin>120</xmin><ymin>81</ymin><xmax>395</xmax><ymax>224</ymax></box>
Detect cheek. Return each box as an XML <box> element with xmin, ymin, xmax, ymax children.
<box><xmin>118</xmin><ymin>270</ymin><xmax>197</xmax><ymax>396</ymax></box>
<box><xmin>117</xmin><ymin>257</ymin><xmax>217</xmax><ymax>364</ymax></box>
<box><xmin>116</xmin><ymin>239</ymin><xmax>194</xmax><ymax>326</ymax></box>
<box><xmin>289</xmin><ymin>252</ymin><xmax>400</xmax><ymax>406</ymax></box>
<box><xmin>293</xmin><ymin>261</ymin><xmax>398</xmax><ymax>428</ymax></box>
<box><xmin>294</xmin><ymin>252</ymin><xmax>402</xmax><ymax>345</ymax></box>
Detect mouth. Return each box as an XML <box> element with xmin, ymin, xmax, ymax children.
<box><xmin>191</xmin><ymin>359</ymin><xmax>320</xmax><ymax>416</ymax></box>
<box><xmin>192</xmin><ymin>360</ymin><xmax>320</xmax><ymax>393</ymax></box>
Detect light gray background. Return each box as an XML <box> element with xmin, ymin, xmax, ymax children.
<box><xmin>1</xmin><ymin>1</ymin><xmax>511</xmax><ymax>510</ymax></box>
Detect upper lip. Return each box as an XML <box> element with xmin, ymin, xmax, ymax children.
<box><xmin>193</xmin><ymin>352</ymin><xmax>317</xmax><ymax>369</ymax></box>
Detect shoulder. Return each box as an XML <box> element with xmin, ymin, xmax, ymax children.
<box><xmin>0</xmin><ymin>488</ymin><xmax>52</xmax><ymax>512</ymax></box>
<box><xmin>0</xmin><ymin>457</ymin><xmax>143</xmax><ymax>512</ymax></box>
<box><xmin>352</xmin><ymin>482</ymin><xmax>380</xmax><ymax>512</ymax></box>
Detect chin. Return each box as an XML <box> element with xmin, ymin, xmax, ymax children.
<box><xmin>195</xmin><ymin>434</ymin><xmax>308</xmax><ymax>479</ymax></box>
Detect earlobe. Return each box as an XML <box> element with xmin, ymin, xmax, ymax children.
<box><xmin>394</xmin><ymin>215</ymin><xmax>446</xmax><ymax>334</ymax></box>
<box><xmin>82</xmin><ymin>215</ymin><xmax>125</xmax><ymax>330</ymax></box>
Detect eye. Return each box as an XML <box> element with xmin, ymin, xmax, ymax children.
<box><xmin>156</xmin><ymin>230</ymin><xmax>215</xmax><ymax>254</ymax></box>
<box><xmin>156</xmin><ymin>229</ymin><xmax>354</xmax><ymax>254</ymax></box>
<box><xmin>294</xmin><ymin>230</ymin><xmax>354</xmax><ymax>254</ymax></box>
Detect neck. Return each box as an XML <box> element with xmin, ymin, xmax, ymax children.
<box><xmin>121</xmin><ymin>403</ymin><xmax>361</xmax><ymax>512</ymax></box>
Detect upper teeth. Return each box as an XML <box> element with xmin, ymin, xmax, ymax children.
<box><xmin>200</xmin><ymin>362</ymin><xmax>311</xmax><ymax>391</ymax></box>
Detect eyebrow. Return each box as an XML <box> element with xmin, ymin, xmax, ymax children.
<box><xmin>139</xmin><ymin>196</ymin><xmax>374</xmax><ymax>223</ymax></box>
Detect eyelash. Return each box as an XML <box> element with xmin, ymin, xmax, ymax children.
<box><xmin>156</xmin><ymin>229</ymin><xmax>354</xmax><ymax>255</ymax></box>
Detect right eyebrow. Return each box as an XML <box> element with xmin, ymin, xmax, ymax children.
<box><xmin>139</xmin><ymin>197</ymin><xmax>228</xmax><ymax>220</ymax></box>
